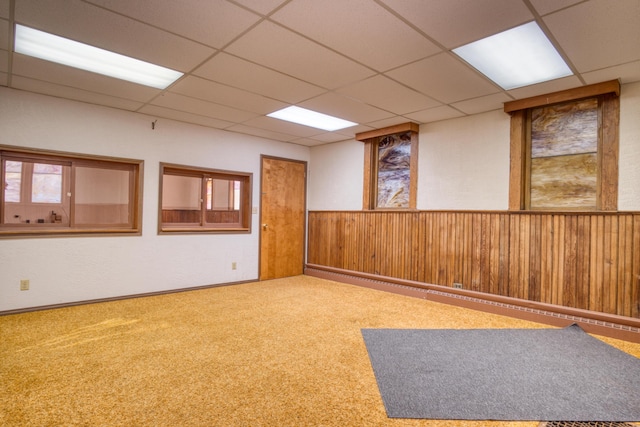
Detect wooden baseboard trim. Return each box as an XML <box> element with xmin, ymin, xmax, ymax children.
<box><xmin>305</xmin><ymin>264</ymin><xmax>640</xmax><ymax>343</ymax></box>
<box><xmin>0</xmin><ymin>279</ymin><xmax>257</xmax><ymax>316</ymax></box>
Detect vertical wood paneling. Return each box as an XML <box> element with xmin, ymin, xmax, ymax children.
<box><xmin>307</xmin><ymin>211</ymin><xmax>639</xmax><ymax>318</ymax></box>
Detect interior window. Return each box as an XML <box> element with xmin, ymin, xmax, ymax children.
<box><xmin>159</xmin><ymin>163</ymin><xmax>251</xmax><ymax>233</ymax></box>
<box><xmin>1</xmin><ymin>147</ymin><xmax>142</xmax><ymax>236</ymax></box>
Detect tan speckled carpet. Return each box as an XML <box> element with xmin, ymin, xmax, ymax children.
<box><xmin>2</xmin><ymin>275</ymin><xmax>639</xmax><ymax>427</ymax></box>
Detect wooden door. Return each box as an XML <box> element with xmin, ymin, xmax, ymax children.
<box><xmin>259</xmin><ymin>156</ymin><xmax>306</xmax><ymax>280</ymax></box>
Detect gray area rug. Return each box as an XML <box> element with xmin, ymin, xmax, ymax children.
<box><xmin>361</xmin><ymin>324</ymin><xmax>640</xmax><ymax>421</ymax></box>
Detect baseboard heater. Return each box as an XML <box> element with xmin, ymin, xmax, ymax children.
<box><xmin>304</xmin><ymin>264</ymin><xmax>640</xmax><ymax>343</ymax></box>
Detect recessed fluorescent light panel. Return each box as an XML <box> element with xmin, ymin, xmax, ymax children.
<box><xmin>267</xmin><ymin>106</ymin><xmax>357</xmax><ymax>131</ymax></box>
<box><xmin>14</xmin><ymin>24</ymin><xmax>183</xmax><ymax>89</ymax></box>
<box><xmin>453</xmin><ymin>21</ymin><xmax>572</xmax><ymax>90</ymax></box>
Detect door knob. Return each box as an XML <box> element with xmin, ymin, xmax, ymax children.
<box><xmin>262</xmin><ymin>223</ymin><xmax>268</xmax><ymax>230</ymax></box>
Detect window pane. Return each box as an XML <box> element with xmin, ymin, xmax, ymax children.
<box><xmin>4</xmin><ymin>161</ymin><xmax>22</xmax><ymax>203</ymax></box>
<box><xmin>32</xmin><ymin>163</ymin><xmax>63</xmax><ymax>203</ymax></box>
<box><xmin>74</xmin><ymin>166</ymin><xmax>131</xmax><ymax>224</ymax></box>
<box><xmin>162</xmin><ymin>174</ymin><xmax>201</xmax><ymax>224</ymax></box>
<box><xmin>233</xmin><ymin>181</ymin><xmax>240</xmax><ymax>210</ymax></box>
<box><xmin>210</xmin><ymin>178</ymin><xmax>232</xmax><ymax>210</ymax></box>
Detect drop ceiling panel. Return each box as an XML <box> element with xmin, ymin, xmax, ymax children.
<box><xmin>86</xmin><ymin>0</ymin><xmax>261</xmax><ymax>49</ymax></box>
<box><xmin>139</xmin><ymin>104</ymin><xmax>235</xmax><ymax>130</ymax></box>
<box><xmin>170</xmin><ymin>76</ymin><xmax>286</xmax><ymax>115</ymax></box>
<box><xmin>3</xmin><ymin>0</ymin><xmax>639</xmax><ymax>146</ymax></box>
<box><xmin>232</xmin><ymin>0</ymin><xmax>289</xmax><ymax>16</ymax></box>
<box><xmin>299</xmin><ymin>92</ymin><xmax>394</xmax><ymax>125</ymax></box>
<box><xmin>405</xmin><ymin>105</ymin><xmax>465</xmax><ymax>123</ymax></box>
<box><xmin>0</xmin><ymin>18</ymin><xmax>8</xmax><ymax>50</ymax></box>
<box><xmin>506</xmin><ymin>75</ymin><xmax>582</xmax><ymax>100</ymax></box>
<box><xmin>240</xmin><ymin>115</ymin><xmax>326</xmax><ymax>138</ymax></box>
<box><xmin>0</xmin><ymin>0</ymin><xmax>8</xmax><ymax>18</ymax></box>
<box><xmin>271</xmin><ymin>0</ymin><xmax>441</xmax><ymax>72</ymax></box>
<box><xmin>11</xmin><ymin>76</ymin><xmax>145</xmax><ymax>111</ymax></box>
<box><xmin>225</xmin><ymin>21</ymin><xmax>376</xmax><ymax>89</ymax></box>
<box><xmin>226</xmin><ymin>123</ymin><xmax>301</xmax><ymax>143</ymax></box>
<box><xmin>193</xmin><ymin>53</ymin><xmax>326</xmax><ymax>103</ymax></box>
<box><xmin>0</xmin><ymin>49</ymin><xmax>6</xmax><ymax>72</ymax></box>
<box><xmin>15</xmin><ymin>0</ymin><xmax>215</xmax><ymax>71</ymax></box>
<box><xmin>387</xmin><ymin>53</ymin><xmax>500</xmax><ymax>103</ymax></box>
<box><xmin>529</xmin><ymin>0</ymin><xmax>583</xmax><ymax>16</ymax></box>
<box><xmin>151</xmin><ymin>92</ymin><xmax>258</xmax><ymax>123</ymax></box>
<box><xmin>544</xmin><ymin>0</ymin><xmax>640</xmax><ymax>73</ymax></box>
<box><xmin>12</xmin><ymin>55</ymin><xmax>162</xmax><ymax>102</ymax></box>
<box><xmin>381</xmin><ymin>0</ymin><xmax>533</xmax><ymax>49</ymax></box>
<box><xmin>337</xmin><ymin>75</ymin><xmax>441</xmax><ymax>115</ymax></box>
<box><xmin>451</xmin><ymin>93</ymin><xmax>513</xmax><ymax>115</ymax></box>
<box><xmin>582</xmin><ymin>60</ymin><xmax>640</xmax><ymax>85</ymax></box>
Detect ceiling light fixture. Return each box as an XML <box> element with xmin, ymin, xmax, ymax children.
<box><xmin>14</xmin><ymin>24</ymin><xmax>184</xmax><ymax>89</ymax></box>
<box><xmin>267</xmin><ymin>106</ymin><xmax>357</xmax><ymax>131</ymax></box>
<box><xmin>452</xmin><ymin>21</ymin><xmax>572</xmax><ymax>90</ymax></box>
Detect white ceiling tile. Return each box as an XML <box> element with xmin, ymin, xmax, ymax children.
<box><xmin>529</xmin><ymin>0</ymin><xmax>583</xmax><ymax>16</ymax></box>
<box><xmin>451</xmin><ymin>92</ymin><xmax>513</xmax><ymax>115</ymax></box>
<box><xmin>290</xmin><ymin>136</ymin><xmax>345</xmax><ymax>147</ymax></box>
<box><xmin>405</xmin><ymin>105</ymin><xmax>465</xmax><ymax>123</ymax></box>
<box><xmin>233</xmin><ymin>0</ymin><xmax>289</xmax><ymax>16</ymax></box>
<box><xmin>300</xmin><ymin>132</ymin><xmax>353</xmax><ymax>144</ymax></box>
<box><xmin>381</xmin><ymin>0</ymin><xmax>533</xmax><ymax>48</ymax></box>
<box><xmin>11</xmin><ymin>76</ymin><xmax>145</xmax><ymax>111</ymax></box>
<box><xmin>0</xmin><ymin>48</ymin><xmax>7</xmax><ymax>72</ymax></box>
<box><xmin>15</xmin><ymin>0</ymin><xmax>215</xmax><ymax>72</ymax></box>
<box><xmin>337</xmin><ymin>75</ymin><xmax>441</xmax><ymax>115</ymax></box>
<box><xmin>139</xmin><ymin>104</ymin><xmax>235</xmax><ymax>129</ymax></box>
<box><xmin>0</xmin><ymin>18</ymin><xmax>8</xmax><ymax>50</ymax></box>
<box><xmin>12</xmin><ymin>55</ymin><xmax>162</xmax><ymax>102</ymax></box>
<box><xmin>194</xmin><ymin>53</ymin><xmax>326</xmax><ymax>103</ymax></box>
<box><xmin>226</xmin><ymin>123</ymin><xmax>300</xmax><ymax>143</ymax></box>
<box><xmin>272</xmin><ymin>0</ymin><xmax>440</xmax><ymax>71</ymax></box>
<box><xmin>151</xmin><ymin>92</ymin><xmax>258</xmax><ymax>123</ymax></box>
<box><xmin>226</xmin><ymin>21</ymin><xmax>375</xmax><ymax>89</ymax></box>
<box><xmin>387</xmin><ymin>53</ymin><xmax>500</xmax><ymax>103</ymax></box>
<box><xmin>544</xmin><ymin>0</ymin><xmax>640</xmax><ymax>73</ymax></box>
<box><xmin>299</xmin><ymin>92</ymin><xmax>394</xmax><ymax>125</ymax></box>
<box><xmin>582</xmin><ymin>60</ymin><xmax>640</xmax><ymax>86</ymax></box>
<box><xmin>170</xmin><ymin>76</ymin><xmax>286</xmax><ymax>115</ymax></box>
<box><xmin>86</xmin><ymin>0</ymin><xmax>260</xmax><ymax>49</ymax></box>
<box><xmin>240</xmin><ymin>115</ymin><xmax>326</xmax><ymax>138</ymax></box>
<box><xmin>357</xmin><ymin>117</ymin><xmax>414</xmax><ymax>130</ymax></box>
<box><xmin>506</xmin><ymin>75</ymin><xmax>583</xmax><ymax>100</ymax></box>
<box><xmin>0</xmin><ymin>0</ymin><xmax>8</xmax><ymax>19</ymax></box>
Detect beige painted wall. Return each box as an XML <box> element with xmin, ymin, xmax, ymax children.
<box><xmin>309</xmin><ymin>81</ymin><xmax>640</xmax><ymax>211</ymax></box>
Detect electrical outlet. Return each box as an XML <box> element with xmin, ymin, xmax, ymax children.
<box><xmin>20</xmin><ymin>279</ymin><xmax>30</xmax><ymax>291</ymax></box>
<box><xmin>232</xmin><ymin>262</ymin><xmax>237</xmax><ymax>270</ymax></box>
<box><xmin>453</xmin><ymin>282</ymin><xmax>463</xmax><ymax>289</ymax></box>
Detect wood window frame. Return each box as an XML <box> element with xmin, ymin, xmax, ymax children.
<box><xmin>0</xmin><ymin>145</ymin><xmax>143</xmax><ymax>237</ymax></box>
<box><xmin>504</xmin><ymin>80</ymin><xmax>620</xmax><ymax>211</ymax></box>
<box><xmin>158</xmin><ymin>163</ymin><xmax>252</xmax><ymax>234</ymax></box>
<box><xmin>357</xmin><ymin>122</ymin><xmax>419</xmax><ymax>210</ymax></box>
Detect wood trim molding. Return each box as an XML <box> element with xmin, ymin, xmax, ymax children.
<box><xmin>305</xmin><ymin>264</ymin><xmax>640</xmax><ymax>343</ymax></box>
<box><xmin>504</xmin><ymin>79</ymin><xmax>620</xmax><ymax>113</ymax></box>
<box><xmin>508</xmin><ymin>110</ymin><xmax>526</xmax><ymax>210</ymax></box>
<box><xmin>600</xmin><ymin>92</ymin><xmax>620</xmax><ymax>210</ymax></box>
<box><xmin>356</xmin><ymin>122</ymin><xmax>419</xmax><ymax>141</ymax></box>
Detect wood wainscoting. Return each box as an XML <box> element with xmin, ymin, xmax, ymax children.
<box><xmin>307</xmin><ymin>210</ymin><xmax>639</xmax><ymax>319</ymax></box>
